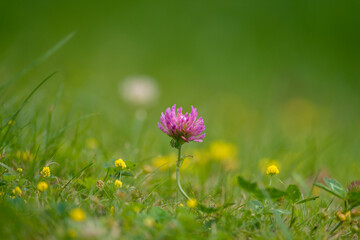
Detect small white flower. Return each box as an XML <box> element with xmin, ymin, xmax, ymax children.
<box><xmin>119</xmin><ymin>75</ymin><xmax>159</xmax><ymax>106</ymax></box>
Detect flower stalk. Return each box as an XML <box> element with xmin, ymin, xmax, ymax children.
<box><xmin>176</xmin><ymin>145</ymin><xmax>190</xmax><ymax>201</ymax></box>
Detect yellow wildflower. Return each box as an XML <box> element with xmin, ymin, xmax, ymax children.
<box><xmin>110</xmin><ymin>206</ymin><xmax>114</xmax><ymax>216</ymax></box>
<box><xmin>12</xmin><ymin>186</ymin><xmax>22</xmax><ymax>196</ymax></box>
<box><xmin>40</xmin><ymin>167</ymin><xmax>51</xmax><ymax>178</ymax></box>
<box><xmin>70</xmin><ymin>208</ymin><xmax>86</xmax><ymax>222</ymax></box>
<box><xmin>115</xmin><ymin>158</ymin><xmax>126</xmax><ymax>170</ymax></box>
<box><xmin>143</xmin><ymin>217</ymin><xmax>155</xmax><ymax>227</ymax></box>
<box><xmin>114</xmin><ymin>179</ymin><xmax>123</xmax><ymax>189</ymax></box>
<box><xmin>266</xmin><ymin>165</ymin><xmax>279</xmax><ymax>176</ymax></box>
<box><xmin>179</xmin><ymin>203</ymin><xmax>184</xmax><ymax>207</ymax></box>
<box><xmin>0</xmin><ymin>192</ymin><xmax>5</xmax><ymax>196</ymax></box>
<box><xmin>152</xmin><ymin>154</ymin><xmax>173</xmax><ymax>171</ymax></box>
<box><xmin>133</xmin><ymin>206</ymin><xmax>141</xmax><ymax>213</ymax></box>
<box><xmin>16</xmin><ymin>150</ymin><xmax>34</xmax><ymax>162</ymax></box>
<box><xmin>85</xmin><ymin>138</ymin><xmax>98</xmax><ymax>150</ymax></box>
<box><xmin>336</xmin><ymin>210</ymin><xmax>351</xmax><ymax>222</ymax></box>
<box><xmin>186</xmin><ymin>198</ymin><xmax>198</xmax><ymax>208</ymax></box>
<box><xmin>210</xmin><ymin>141</ymin><xmax>237</xmax><ymax>160</ymax></box>
<box><xmin>67</xmin><ymin>229</ymin><xmax>77</xmax><ymax>238</ymax></box>
<box><xmin>37</xmin><ymin>181</ymin><xmax>49</xmax><ymax>192</ymax></box>
<box><xmin>16</xmin><ymin>168</ymin><xmax>23</xmax><ymax>173</ymax></box>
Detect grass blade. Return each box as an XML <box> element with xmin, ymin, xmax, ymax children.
<box><xmin>0</xmin><ymin>32</ymin><xmax>75</xmax><ymax>91</ymax></box>
<box><xmin>0</xmin><ymin>72</ymin><xmax>57</xmax><ymax>147</ymax></box>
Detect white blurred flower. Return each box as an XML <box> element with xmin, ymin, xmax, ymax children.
<box><xmin>119</xmin><ymin>75</ymin><xmax>159</xmax><ymax>106</ymax></box>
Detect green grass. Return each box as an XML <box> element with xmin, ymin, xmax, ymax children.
<box><xmin>0</xmin><ymin>66</ymin><xmax>359</xmax><ymax>239</ymax></box>
<box><xmin>1</xmin><ymin>1</ymin><xmax>360</xmax><ymax>238</ymax></box>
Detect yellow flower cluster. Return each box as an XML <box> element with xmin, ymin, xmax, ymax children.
<box><xmin>266</xmin><ymin>165</ymin><xmax>279</xmax><ymax>176</ymax></box>
<box><xmin>152</xmin><ymin>154</ymin><xmax>175</xmax><ymax>171</ymax></box>
<box><xmin>70</xmin><ymin>208</ymin><xmax>86</xmax><ymax>222</ymax></box>
<box><xmin>12</xmin><ymin>186</ymin><xmax>22</xmax><ymax>196</ymax></box>
<box><xmin>37</xmin><ymin>181</ymin><xmax>49</xmax><ymax>192</ymax></box>
<box><xmin>16</xmin><ymin>168</ymin><xmax>23</xmax><ymax>173</ymax></box>
<box><xmin>210</xmin><ymin>141</ymin><xmax>237</xmax><ymax>160</ymax></box>
<box><xmin>114</xmin><ymin>179</ymin><xmax>123</xmax><ymax>189</ymax></box>
<box><xmin>337</xmin><ymin>210</ymin><xmax>351</xmax><ymax>222</ymax></box>
<box><xmin>115</xmin><ymin>159</ymin><xmax>126</xmax><ymax>170</ymax></box>
<box><xmin>186</xmin><ymin>198</ymin><xmax>198</xmax><ymax>208</ymax></box>
<box><xmin>40</xmin><ymin>167</ymin><xmax>51</xmax><ymax>178</ymax></box>
<box><xmin>16</xmin><ymin>150</ymin><xmax>34</xmax><ymax>162</ymax></box>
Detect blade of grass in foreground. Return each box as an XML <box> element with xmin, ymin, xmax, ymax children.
<box><xmin>59</xmin><ymin>161</ymin><xmax>95</xmax><ymax>198</ymax></box>
<box><xmin>0</xmin><ymin>32</ymin><xmax>75</xmax><ymax>91</ymax></box>
<box><xmin>0</xmin><ymin>72</ymin><xmax>57</xmax><ymax>147</ymax></box>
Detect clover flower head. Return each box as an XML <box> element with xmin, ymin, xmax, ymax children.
<box><xmin>37</xmin><ymin>181</ymin><xmax>49</xmax><ymax>192</ymax></box>
<box><xmin>186</xmin><ymin>198</ymin><xmax>198</xmax><ymax>208</ymax></box>
<box><xmin>158</xmin><ymin>105</ymin><xmax>205</xmax><ymax>145</ymax></box>
<box><xmin>96</xmin><ymin>180</ymin><xmax>104</xmax><ymax>190</ymax></box>
<box><xmin>70</xmin><ymin>208</ymin><xmax>86</xmax><ymax>222</ymax></box>
<box><xmin>114</xmin><ymin>179</ymin><xmax>123</xmax><ymax>189</ymax></box>
<box><xmin>40</xmin><ymin>167</ymin><xmax>51</xmax><ymax>178</ymax></box>
<box><xmin>17</xmin><ymin>168</ymin><xmax>23</xmax><ymax>173</ymax></box>
<box><xmin>115</xmin><ymin>159</ymin><xmax>126</xmax><ymax>170</ymax></box>
<box><xmin>266</xmin><ymin>165</ymin><xmax>279</xmax><ymax>176</ymax></box>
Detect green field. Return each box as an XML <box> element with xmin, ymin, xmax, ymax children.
<box><xmin>1</xmin><ymin>1</ymin><xmax>360</xmax><ymax>239</ymax></box>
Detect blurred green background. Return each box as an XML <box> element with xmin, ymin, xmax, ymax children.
<box><xmin>1</xmin><ymin>1</ymin><xmax>360</xmax><ymax>181</ymax></box>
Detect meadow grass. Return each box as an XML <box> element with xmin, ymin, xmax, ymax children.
<box><xmin>1</xmin><ymin>19</ymin><xmax>360</xmax><ymax>238</ymax></box>
<box><xmin>1</xmin><ymin>70</ymin><xmax>359</xmax><ymax>240</ymax></box>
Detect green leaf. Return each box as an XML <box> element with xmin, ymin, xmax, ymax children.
<box><xmin>3</xmin><ymin>173</ymin><xmax>16</xmax><ymax>182</ymax></box>
<box><xmin>286</xmin><ymin>185</ymin><xmax>301</xmax><ymax>203</ymax></box>
<box><xmin>314</xmin><ymin>183</ymin><xmax>343</xmax><ymax>199</ymax></box>
<box><xmin>269</xmin><ymin>208</ymin><xmax>292</xmax><ymax>215</ymax></box>
<box><xmin>295</xmin><ymin>196</ymin><xmax>319</xmax><ymax>204</ymax></box>
<box><xmin>347</xmin><ymin>191</ymin><xmax>360</xmax><ymax>209</ymax></box>
<box><xmin>248</xmin><ymin>200</ymin><xmax>263</xmax><ymax>213</ymax></box>
<box><xmin>324</xmin><ymin>178</ymin><xmax>347</xmax><ymax>199</ymax></box>
<box><xmin>0</xmin><ymin>162</ymin><xmax>16</xmax><ymax>174</ymax></box>
<box><xmin>198</xmin><ymin>205</ymin><xmax>219</xmax><ymax>213</ymax></box>
<box><xmin>148</xmin><ymin>207</ymin><xmax>170</xmax><ymax>222</ymax></box>
<box><xmin>265</xmin><ymin>187</ymin><xmax>287</xmax><ymax>199</ymax></box>
<box><xmin>125</xmin><ymin>161</ymin><xmax>137</xmax><ymax>170</ymax></box>
<box><xmin>237</xmin><ymin>176</ymin><xmax>258</xmax><ymax>193</ymax></box>
<box><xmin>120</xmin><ymin>171</ymin><xmax>134</xmax><ymax>177</ymax></box>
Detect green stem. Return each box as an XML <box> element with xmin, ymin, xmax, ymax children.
<box><xmin>176</xmin><ymin>145</ymin><xmax>190</xmax><ymax>201</ymax></box>
<box><xmin>330</xmin><ymin>221</ymin><xmax>342</xmax><ymax>234</ymax></box>
<box><xmin>290</xmin><ymin>204</ymin><xmax>295</xmax><ymax>228</ymax></box>
<box><xmin>269</xmin><ymin>176</ymin><xmax>273</xmax><ymax>187</ymax></box>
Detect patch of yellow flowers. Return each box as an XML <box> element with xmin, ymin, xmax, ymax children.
<box><xmin>16</xmin><ymin>150</ymin><xmax>34</xmax><ymax>162</ymax></box>
<box><xmin>186</xmin><ymin>198</ymin><xmax>198</xmax><ymax>208</ymax></box>
<box><xmin>210</xmin><ymin>141</ymin><xmax>237</xmax><ymax>160</ymax></box>
<box><xmin>114</xmin><ymin>179</ymin><xmax>123</xmax><ymax>189</ymax></box>
<box><xmin>12</xmin><ymin>186</ymin><xmax>22</xmax><ymax>196</ymax></box>
<box><xmin>40</xmin><ymin>167</ymin><xmax>51</xmax><ymax>178</ymax></box>
<box><xmin>37</xmin><ymin>181</ymin><xmax>49</xmax><ymax>192</ymax></box>
<box><xmin>266</xmin><ymin>165</ymin><xmax>279</xmax><ymax>176</ymax></box>
<box><xmin>115</xmin><ymin>159</ymin><xmax>126</xmax><ymax>170</ymax></box>
<box><xmin>70</xmin><ymin>208</ymin><xmax>86</xmax><ymax>222</ymax></box>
